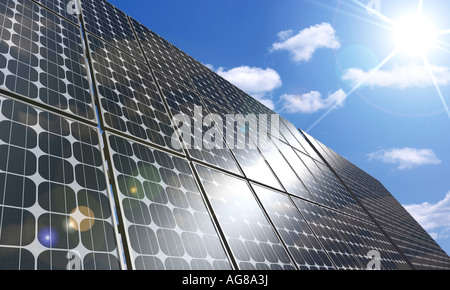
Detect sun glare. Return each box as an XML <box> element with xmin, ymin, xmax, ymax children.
<box><xmin>394</xmin><ymin>14</ymin><xmax>437</xmax><ymax>55</ymax></box>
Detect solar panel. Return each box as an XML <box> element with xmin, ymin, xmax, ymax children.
<box><xmin>86</xmin><ymin>33</ymin><xmax>181</xmax><ymax>153</ymax></box>
<box><xmin>253</xmin><ymin>136</ymin><xmax>315</xmax><ymax>201</ymax></box>
<box><xmin>105</xmin><ymin>133</ymin><xmax>232</xmax><ymax>270</ymax></box>
<box><xmin>292</xmin><ymin>198</ymin><xmax>364</xmax><ymax>270</ymax></box>
<box><xmin>194</xmin><ymin>163</ymin><xmax>296</xmax><ymax>270</ymax></box>
<box><xmin>252</xmin><ymin>184</ymin><xmax>336</xmax><ymax>270</ymax></box>
<box><xmin>80</xmin><ymin>0</ymin><xmax>144</xmax><ymax>61</ymax></box>
<box><xmin>0</xmin><ymin>95</ymin><xmax>122</xmax><ymax>270</ymax></box>
<box><xmin>0</xmin><ymin>0</ymin><xmax>96</xmax><ymax>122</ymax></box>
<box><xmin>154</xmin><ymin>71</ymin><xmax>242</xmax><ymax>175</ymax></box>
<box><xmin>174</xmin><ymin>48</ymin><xmax>234</xmax><ymax>112</ymax></box>
<box><xmin>275</xmin><ymin>140</ymin><xmax>337</xmax><ymax>209</ymax></box>
<box><xmin>301</xmin><ymin>131</ymin><xmax>450</xmax><ymax>269</ymax></box>
<box><xmin>209</xmin><ymin>73</ymin><xmax>251</xmax><ymax>115</ymax></box>
<box><xmin>131</xmin><ymin>18</ymin><xmax>195</xmax><ymax>90</ymax></box>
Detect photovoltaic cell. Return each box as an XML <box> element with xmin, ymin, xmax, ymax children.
<box><xmin>86</xmin><ymin>33</ymin><xmax>181</xmax><ymax>152</ymax></box>
<box><xmin>0</xmin><ymin>95</ymin><xmax>121</xmax><ymax>270</ymax></box>
<box><xmin>195</xmin><ymin>163</ymin><xmax>296</xmax><ymax>270</ymax></box>
<box><xmin>106</xmin><ymin>133</ymin><xmax>232</xmax><ymax>270</ymax></box>
<box><xmin>0</xmin><ymin>0</ymin><xmax>96</xmax><ymax>121</ymax></box>
<box><xmin>252</xmin><ymin>184</ymin><xmax>336</xmax><ymax>270</ymax></box>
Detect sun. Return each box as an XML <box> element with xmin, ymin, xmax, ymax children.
<box><xmin>394</xmin><ymin>14</ymin><xmax>437</xmax><ymax>56</ymax></box>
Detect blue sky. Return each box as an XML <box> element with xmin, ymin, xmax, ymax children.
<box><xmin>107</xmin><ymin>0</ymin><xmax>450</xmax><ymax>256</ymax></box>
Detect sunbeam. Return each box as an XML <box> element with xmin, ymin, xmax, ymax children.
<box><xmin>423</xmin><ymin>56</ymin><xmax>450</xmax><ymax>119</ymax></box>
<box><xmin>306</xmin><ymin>48</ymin><xmax>399</xmax><ymax>132</ymax></box>
<box><xmin>417</xmin><ymin>0</ymin><xmax>424</xmax><ymax>14</ymax></box>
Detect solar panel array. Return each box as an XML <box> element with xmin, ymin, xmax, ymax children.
<box><xmin>301</xmin><ymin>130</ymin><xmax>450</xmax><ymax>270</ymax></box>
<box><xmin>0</xmin><ymin>0</ymin><xmax>448</xmax><ymax>270</ymax></box>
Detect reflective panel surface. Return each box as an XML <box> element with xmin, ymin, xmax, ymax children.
<box><xmin>87</xmin><ymin>33</ymin><xmax>181</xmax><ymax>152</ymax></box>
<box><xmin>131</xmin><ymin>18</ymin><xmax>194</xmax><ymax>90</ymax></box>
<box><xmin>195</xmin><ymin>164</ymin><xmax>296</xmax><ymax>270</ymax></box>
<box><xmin>253</xmin><ymin>184</ymin><xmax>335</xmax><ymax>270</ymax></box>
<box><xmin>106</xmin><ymin>133</ymin><xmax>232</xmax><ymax>270</ymax></box>
<box><xmin>0</xmin><ymin>95</ymin><xmax>121</xmax><ymax>270</ymax></box>
<box><xmin>80</xmin><ymin>0</ymin><xmax>143</xmax><ymax>61</ymax></box>
<box><xmin>0</xmin><ymin>0</ymin><xmax>96</xmax><ymax>121</ymax></box>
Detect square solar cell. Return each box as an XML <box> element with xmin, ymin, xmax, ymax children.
<box><xmin>80</xmin><ymin>0</ymin><xmax>144</xmax><ymax>61</ymax></box>
<box><xmin>106</xmin><ymin>133</ymin><xmax>232</xmax><ymax>270</ymax></box>
<box><xmin>0</xmin><ymin>0</ymin><xmax>96</xmax><ymax>122</ymax></box>
<box><xmin>195</xmin><ymin>163</ymin><xmax>296</xmax><ymax>270</ymax></box>
<box><xmin>86</xmin><ymin>33</ymin><xmax>182</xmax><ymax>153</ymax></box>
<box><xmin>0</xmin><ymin>95</ymin><xmax>122</xmax><ymax>270</ymax></box>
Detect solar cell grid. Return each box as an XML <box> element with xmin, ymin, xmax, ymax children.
<box><xmin>252</xmin><ymin>184</ymin><xmax>336</xmax><ymax>270</ymax></box>
<box><xmin>292</xmin><ymin>198</ymin><xmax>363</xmax><ymax>270</ymax></box>
<box><xmin>0</xmin><ymin>0</ymin><xmax>96</xmax><ymax>121</ymax></box>
<box><xmin>106</xmin><ymin>133</ymin><xmax>232</xmax><ymax>270</ymax></box>
<box><xmin>86</xmin><ymin>33</ymin><xmax>182</xmax><ymax>153</ymax></box>
<box><xmin>0</xmin><ymin>95</ymin><xmax>122</xmax><ymax>270</ymax></box>
<box><xmin>3</xmin><ymin>0</ymin><xmax>448</xmax><ymax>272</ymax></box>
<box><xmin>154</xmin><ymin>71</ymin><xmax>242</xmax><ymax>175</ymax></box>
<box><xmin>131</xmin><ymin>18</ymin><xmax>194</xmax><ymax>90</ymax></box>
<box><xmin>174</xmin><ymin>47</ymin><xmax>234</xmax><ymax>112</ymax></box>
<box><xmin>255</xmin><ymin>136</ymin><xmax>315</xmax><ymax>201</ymax></box>
<box><xmin>80</xmin><ymin>0</ymin><xmax>144</xmax><ymax>61</ymax></box>
<box><xmin>195</xmin><ymin>164</ymin><xmax>296</xmax><ymax>270</ymax></box>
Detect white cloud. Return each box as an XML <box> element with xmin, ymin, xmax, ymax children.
<box><xmin>404</xmin><ymin>192</ymin><xmax>450</xmax><ymax>240</ymax></box>
<box><xmin>368</xmin><ymin>148</ymin><xmax>442</xmax><ymax>170</ymax></box>
<box><xmin>217</xmin><ymin>66</ymin><xmax>282</xmax><ymax>110</ymax></box>
<box><xmin>342</xmin><ymin>63</ymin><xmax>450</xmax><ymax>89</ymax></box>
<box><xmin>277</xmin><ymin>29</ymin><xmax>294</xmax><ymax>41</ymax></box>
<box><xmin>217</xmin><ymin>66</ymin><xmax>282</xmax><ymax>94</ymax></box>
<box><xmin>280</xmin><ymin>89</ymin><xmax>347</xmax><ymax>114</ymax></box>
<box><xmin>271</xmin><ymin>22</ymin><xmax>341</xmax><ymax>63</ymax></box>
<box><xmin>204</xmin><ymin>63</ymin><xmax>215</xmax><ymax>71</ymax></box>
